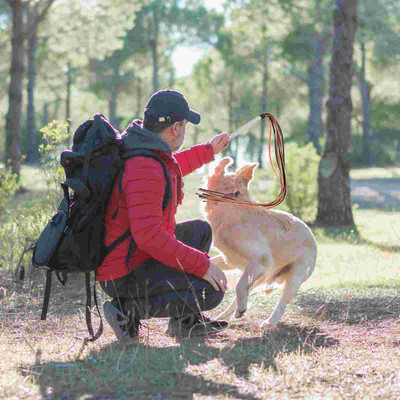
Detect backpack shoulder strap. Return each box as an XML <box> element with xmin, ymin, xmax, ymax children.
<box><xmin>122</xmin><ymin>149</ymin><xmax>172</xmax><ymax>211</ymax></box>
<box><xmin>103</xmin><ymin>150</ymin><xmax>172</xmax><ymax>263</ymax></box>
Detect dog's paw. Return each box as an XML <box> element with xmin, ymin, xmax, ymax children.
<box><xmin>260</xmin><ymin>319</ymin><xmax>278</xmax><ymax>330</ymax></box>
<box><xmin>235</xmin><ymin>309</ymin><xmax>246</xmax><ymax>318</ymax></box>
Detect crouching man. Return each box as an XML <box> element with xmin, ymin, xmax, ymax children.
<box><xmin>97</xmin><ymin>89</ymin><xmax>230</xmax><ymax>340</ymax></box>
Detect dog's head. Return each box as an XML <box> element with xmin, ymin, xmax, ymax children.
<box><xmin>206</xmin><ymin>157</ymin><xmax>259</xmax><ymax>201</ymax></box>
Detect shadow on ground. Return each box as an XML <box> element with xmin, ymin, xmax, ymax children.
<box><xmin>19</xmin><ymin>322</ymin><xmax>338</xmax><ymax>400</ymax></box>
<box><xmin>296</xmin><ymin>289</ymin><xmax>400</xmax><ymax>325</ymax></box>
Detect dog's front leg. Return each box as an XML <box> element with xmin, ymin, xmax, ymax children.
<box><xmin>235</xmin><ymin>262</ymin><xmax>265</xmax><ymax>318</ymax></box>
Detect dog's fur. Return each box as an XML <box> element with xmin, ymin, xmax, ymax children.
<box><xmin>203</xmin><ymin>157</ymin><xmax>317</xmax><ymax>328</ymax></box>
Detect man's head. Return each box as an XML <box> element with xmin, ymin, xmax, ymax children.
<box><xmin>143</xmin><ymin>90</ymin><xmax>200</xmax><ymax>152</ymax></box>
<box><xmin>143</xmin><ymin>90</ymin><xmax>200</xmax><ymax>134</ymax></box>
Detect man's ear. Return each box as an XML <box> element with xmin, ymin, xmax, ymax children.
<box><xmin>170</xmin><ymin>121</ymin><xmax>181</xmax><ymax>137</ymax></box>
<box><xmin>235</xmin><ymin>163</ymin><xmax>259</xmax><ymax>183</ymax></box>
<box><xmin>213</xmin><ymin>157</ymin><xmax>233</xmax><ymax>177</ymax></box>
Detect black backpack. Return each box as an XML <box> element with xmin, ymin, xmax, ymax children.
<box><xmin>32</xmin><ymin>113</ymin><xmax>171</xmax><ymax>341</ymax></box>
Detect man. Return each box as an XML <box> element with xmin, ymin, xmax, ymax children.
<box><xmin>97</xmin><ymin>89</ymin><xmax>230</xmax><ymax>341</ymax></box>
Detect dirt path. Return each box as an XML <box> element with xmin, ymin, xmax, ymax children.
<box><xmin>351</xmin><ymin>178</ymin><xmax>400</xmax><ymax>210</ymax></box>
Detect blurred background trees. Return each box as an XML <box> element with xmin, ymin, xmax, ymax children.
<box><xmin>0</xmin><ymin>0</ymin><xmax>399</xmax><ymax>226</ymax></box>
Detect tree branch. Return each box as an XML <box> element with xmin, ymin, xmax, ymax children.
<box><xmin>24</xmin><ymin>0</ymin><xmax>56</xmax><ymax>39</ymax></box>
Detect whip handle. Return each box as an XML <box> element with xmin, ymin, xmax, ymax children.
<box><xmin>228</xmin><ymin>115</ymin><xmax>263</xmax><ymax>140</ymax></box>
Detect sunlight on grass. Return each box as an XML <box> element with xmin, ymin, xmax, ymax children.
<box><xmin>303</xmin><ymin>243</ymin><xmax>400</xmax><ymax>290</ymax></box>
<box><xmin>355</xmin><ymin>209</ymin><xmax>400</xmax><ymax>247</ymax></box>
<box><xmin>20</xmin><ymin>164</ymin><xmax>47</xmax><ymax>192</ymax></box>
<box><xmin>350</xmin><ymin>166</ymin><xmax>400</xmax><ymax>179</ymax></box>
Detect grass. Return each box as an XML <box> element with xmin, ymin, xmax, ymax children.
<box><xmin>350</xmin><ymin>165</ymin><xmax>400</xmax><ymax>179</ymax></box>
<box><xmin>1</xmin><ymin>164</ymin><xmax>400</xmax><ymax>399</ymax></box>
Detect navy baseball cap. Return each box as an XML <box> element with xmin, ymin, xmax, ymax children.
<box><xmin>144</xmin><ymin>90</ymin><xmax>201</xmax><ymax>125</ymax></box>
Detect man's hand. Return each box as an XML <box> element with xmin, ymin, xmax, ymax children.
<box><xmin>203</xmin><ymin>261</ymin><xmax>228</xmax><ymax>292</ymax></box>
<box><xmin>210</xmin><ymin>133</ymin><xmax>230</xmax><ymax>155</ymax></box>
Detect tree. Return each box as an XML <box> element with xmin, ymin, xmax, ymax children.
<box><xmin>26</xmin><ymin>1</ymin><xmax>40</xmax><ymax>164</ymax></box>
<box><xmin>37</xmin><ymin>0</ymin><xmax>141</xmax><ymax>134</ymax></box>
<box><xmin>4</xmin><ymin>0</ymin><xmax>54</xmax><ymax>174</ymax></box>
<box><xmin>281</xmin><ymin>0</ymin><xmax>333</xmax><ymax>153</ymax></box>
<box><xmin>315</xmin><ymin>0</ymin><xmax>358</xmax><ymax>227</ymax></box>
<box><xmin>356</xmin><ymin>0</ymin><xmax>400</xmax><ymax>165</ymax></box>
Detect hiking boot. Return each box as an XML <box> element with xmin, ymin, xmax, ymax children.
<box><xmin>166</xmin><ymin>314</ymin><xmax>228</xmax><ymax>338</ymax></box>
<box><xmin>103</xmin><ymin>300</ymin><xmax>140</xmax><ymax>341</ymax></box>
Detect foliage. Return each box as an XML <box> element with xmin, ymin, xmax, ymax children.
<box><xmin>270</xmin><ymin>142</ymin><xmax>320</xmax><ymax>221</ymax></box>
<box><xmin>0</xmin><ymin>121</ymin><xmax>68</xmax><ymax>273</ymax></box>
<box><xmin>0</xmin><ymin>163</ymin><xmax>20</xmax><ymax>218</ymax></box>
<box><xmin>351</xmin><ymin>99</ymin><xmax>400</xmax><ymax>166</ymax></box>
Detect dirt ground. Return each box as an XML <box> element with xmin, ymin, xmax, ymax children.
<box><xmin>351</xmin><ymin>178</ymin><xmax>400</xmax><ymax>210</ymax></box>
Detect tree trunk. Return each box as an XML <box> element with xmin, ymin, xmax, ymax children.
<box><xmin>136</xmin><ymin>77</ymin><xmax>142</xmax><ymax>118</ymax></box>
<box><xmin>5</xmin><ymin>0</ymin><xmax>55</xmax><ymax>172</ymax></box>
<box><xmin>258</xmin><ymin>46</ymin><xmax>268</xmax><ymax>168</ymax></box>
<box><xmin>359</xmin><ymin>40</ymin><xmax>373</xmax><ymax>166</ymax></box>
<box><xmin>5</xmin><ymin>0</ymin><xmax>25</xmax><ymax>174</ymax></box>
<box><xmin>226</xmin><ymin>71</ymin><xmax>237</xmax><ymax>166</ymax></box>
<box><xmin>306</xmin><ymin>38</ymin><xmax>324</xmax><ymax>153</ymax></box>
<box><xmin>306</xmin><ymin>0</ymin><xmax>326</xmax><ymax>154</ymax></box>
<box><xmin>108</xmin><ymin>65</ymin><xmax>119</xmax><ymax>128</ymax></box>
<box><xmin>151</xmin><ymin>7</ymin><xmax>160</xmax><ymax>92</ymax></box>
<box><xmin>26</xmin><ymin>2</ymin><xmax>40</xmax><ymax>164</ymax></box>
<box><xmin>41</xmin><ymin>101</ymin><xmax>49</xmax><ymax>129</ymax></box>
<box><xmin>66</xmin><ymin>62</ymin><xmax>72</xmax><ymax>138</ymax></box>
<box><xmin>315</xmin><ymin>0</ymin><xmax>358</xmax><ymax>227</ymax></box>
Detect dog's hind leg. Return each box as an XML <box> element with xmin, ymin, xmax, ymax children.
<box><xmin>260</xmin><ymin>251</ymin><xmax>316</xmax><ymax>328</ymax></box>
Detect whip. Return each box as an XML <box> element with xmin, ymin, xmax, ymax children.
<box><xmin>197</xmin><ymin>113</ymin><xmax>287</xmax><ymax>209</ymax></box>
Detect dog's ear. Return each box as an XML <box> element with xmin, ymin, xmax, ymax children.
<box><xmin>236</xmin><ymin>163</ymin><xmax>259</xmax><ymax>183</ymax></box>
<box><xmin>213</xmin><ymin>157</ymin><xmax>233</xmax><ymax>177</ymax></box>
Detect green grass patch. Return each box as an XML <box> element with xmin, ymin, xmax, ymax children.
<box><xmin>350</xmin><ymin>165</ymin><xmax>400</xmax><ymax>179</ymax></box>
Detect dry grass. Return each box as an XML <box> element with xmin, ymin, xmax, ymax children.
<box><xmin>1</xmin><ymin>167</ymin><xmax>400</xmax><ymax>399</ymax></box>
<box><xmin>1</xmin><ymin>259</ymin><xmax>400</xmax><ymax>399</ymax></box>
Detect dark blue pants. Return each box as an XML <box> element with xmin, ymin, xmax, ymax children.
<box><xmin>99</xmin><ymin>220</ymin><xmax>224</xmax><ymax>319</ymax></box>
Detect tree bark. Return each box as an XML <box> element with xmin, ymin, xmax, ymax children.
<box><xmin>26</xmin><ymin>2</ymin><xmax>40</xmax><ymax>164</ymax></box>
<box><xmin>5</xmin><ymin>0</ymin><xmax>55</xmax><ymax>172</ymax></box>
<box><xmin>66</xmin><ymin>62</ymin><xmax>72</xmax><ymax>137</ymax></box>
<box><xmin>315</xmin><ymin>0</ymin><xmax>358</xmax><ymax>227</ymax></box>
<box><xmin>151</xmin><ymin>6</ymin><xmax>159</xmax><ymax>93</ymax></box>
<box><xmin>306</xmin><ymin>32</ymin><xmax>325</xmax><ymax>154</ymax></box>
<box><xmin>306</xmin><ymin>0</ymin><xmax>329</xmax><ymax>155</ymax></box>
<box><xmin>108</xmin><ymin>64</ymin><xmax>119</xmax><ymax>128</ymax></box>
<box><xmin>258</xmin><ymin>45</ymin><xmax>268</xmax><ymax>168</ymax></box>
<box><xmin>5</xmin><ymin>0</ymin><xmax>25</xmax><ymax>173</ymax></box>
<box><xmin>359</xmin><ymin>40</ymin><xmax>373</xmax><ymax>166</ymax></box>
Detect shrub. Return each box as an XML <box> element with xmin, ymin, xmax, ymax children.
<box><xmin>253</xmin><ymin>142</ymin><xmax>320</xmax><ymax>222</ymax></box>
<box><xmin>0</xmin><ymin>164</ymin><xmax>20</xmax><ymax>219</ymax></box>
<box><xmin>0</xmin><ymin>121</ymin><xmax>69</xmax><ymax>273</ymax></box>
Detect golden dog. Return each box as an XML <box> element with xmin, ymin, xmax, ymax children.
<box><xmin>203</xmin><ymin>157</ymin><xmax>317</xmax><ymax>328</ymax></box>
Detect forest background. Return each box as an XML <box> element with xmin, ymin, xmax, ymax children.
<box><xmin>1</xmin><ymin>0</ymin><xmax>399</xmax><ymax>173</ymax></box>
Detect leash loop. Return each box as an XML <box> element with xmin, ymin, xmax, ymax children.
<box><xmin>198</xmin><ymin>113</ymin><xmax>287</xmax><ymax>209</ymax></box>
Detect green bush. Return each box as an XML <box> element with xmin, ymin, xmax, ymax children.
<box><xmin>254</xmin><ymin>142</ymin><xmax>320</xmax><ymax>222</ymax></box>
<box><xmin>0</xmin><ymin>164</ymin><xmax>20</xmax><ymax>218</ymax></box>
<box><xmin>278</xmin><ymin>142</ymin><xmax>320</xmax><ymax>221</ymax></box>
<box><xmin>0</xmin><ymin>121</ymin><xmax>69</xmax><ymax>273</ymax></box>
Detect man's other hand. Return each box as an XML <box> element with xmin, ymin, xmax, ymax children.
<box><xmin>210</xmin><ymin>133</ymin><xmax>230</xmax><ymax>155</ymax></box>
<box><xmin>203</xmin><ymin>262</ymin><xmax>228</xmax><ymax>292</ymax></box>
